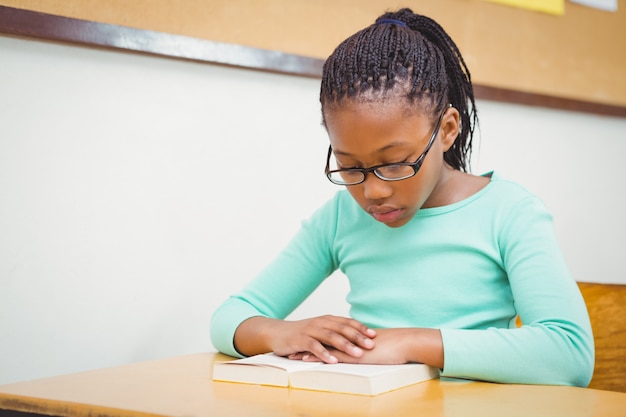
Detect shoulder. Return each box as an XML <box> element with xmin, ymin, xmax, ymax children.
<box><xmin>436</xmin><ymin>170</ymin><xmax>537</xmax><ymax>210</ymax></box>
<box><xmin>486</xmin><ymin>172</ymin><xmax>537</xmax><ymax>199</ymax></box>
<box><xmin>436</xmin><ymin>171</ymin><xmax>552</xmax><ymax>227</ymax></box>
<box><xmin>484</xmin><ymin>172</ymin><xmax>548</xmax><ymax>214</ymax></box>
<box><xmin>480</xmin><ymin>173</ymin><xmax>557</xmax><ymax>241</ymax></box>
<box><xmin>424</xmin><ymin>171</ymin><xmax>544</xmax><ymax>216</ymax></box>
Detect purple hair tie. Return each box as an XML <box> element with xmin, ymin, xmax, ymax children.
<box><xmin>377</xmin><ymin>18</ymin><xmax>407</xmax><ymax>27</ymax></box>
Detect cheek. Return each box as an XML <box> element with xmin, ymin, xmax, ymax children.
<box><xmin>345</xmin><ymin>185</ymin><xmax>367</xmax><ymax>206</ymax></box>
<box><xmin>400</xmin><ymin>176</ymin><xmax>429</xmax><ymax>204</ymax></box>
<box><xmin>398</xmin><ymin>157</ymin><xmax>444</xmax><ymax>204</ymax></box>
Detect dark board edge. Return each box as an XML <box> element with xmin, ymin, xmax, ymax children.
<box><xmin>0</xmin><ymin>410</ymin><xmax>49</xmax><ymax>417</ymax></box>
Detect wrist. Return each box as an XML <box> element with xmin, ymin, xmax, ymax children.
<box><xmin>234</xmin><ymin>316</ymin><xmax>275</xmax><ymax>356</ymax></box>
<box><xmin>404</xmin><ymin>328</ymin><xmax>444</xmax><ymax>368</ymax></box>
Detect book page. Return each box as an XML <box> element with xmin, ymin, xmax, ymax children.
<box><xmin>231</xmin><ymin>353</ymin><xmax>322</xmax><ymax>372</ymax></box>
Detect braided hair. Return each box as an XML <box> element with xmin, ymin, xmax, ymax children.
<box><xmin>320</xmin><ymin>8</ymin><xmax>477</xmax><ymax>172</ymax></box>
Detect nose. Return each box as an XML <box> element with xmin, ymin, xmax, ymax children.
<box><xmin>362</xmin><ymin>174</ymin><xmax>393</xmax><ymax>201</ymax></box>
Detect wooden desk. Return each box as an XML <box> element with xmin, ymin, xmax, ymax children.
<box><xmin>1</xmin><ymin>353</ymin><xmax>625</xmax><ymax>417</ymax></box>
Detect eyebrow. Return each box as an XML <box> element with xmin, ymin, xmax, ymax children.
<box><xmin>332</xmin><ymin>141</ymin><xmax>411</xmax><ymax>157</ymax></box>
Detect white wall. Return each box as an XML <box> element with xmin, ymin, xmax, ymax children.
<box><xmin>1</xmin><ymin>35</ymin><xmax>625</xmax><ymax>385</ymax></box>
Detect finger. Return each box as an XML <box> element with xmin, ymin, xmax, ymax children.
<box><xmin>299</xmin><ymin>339</ymin><xmax>339</xmax><ymax>364</ymax></box>
<box><xmin>323</xmin><ymin>348</ymin><xmax>365</xmax><ymax>364</ymax></box>
<box><xmin>303</xmin><ymin>351</ymin><xmax>338</xmax><ymax>364</ymax></box>
<box><xmin>288</xmin><ymin>352</ymin><xmax>327</xmax><ymax>363</ymax></box>
<box><xmin>349</xmin><ymin>318</ymin><xmax>377</xmax><ymax>339</ymax></box>
<box><xmin>332</xmin><ymin>317</ymin><xmax>377</xmax><ymax>349</ymax></box>
<box><xmin>318</xmin><ymin>317</ymin><xmax>376</xmax><ymax>355</ymax></box>
<box><xmin>328</xmin><ymin>316</ymin><xmax>373</xmax><ymax>334</ymax></box>
<box><xmin>301</xmin><ymin>353</ymin><xmax>323</xmax><ymax>362</ymax></box>
<box><xmin>287</xmin><ymin>352</ymin><xmax>305</xmax><ymax>360</ymax></box>
<box><xmin>306</xmin><ymin>330</ymin><xmax>362</xmax><ymax>360</ymax></box>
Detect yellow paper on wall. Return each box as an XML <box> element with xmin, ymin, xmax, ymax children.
<box><xmin>481</xmin><ymin>0</ymin><xmax>565</xmax><ymax>15</ymax></box>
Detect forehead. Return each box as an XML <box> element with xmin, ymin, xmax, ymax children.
<box><xmin>324</xmin><ymin>100</ymin><xmax>433</xmax><ymax>156</ymax></box>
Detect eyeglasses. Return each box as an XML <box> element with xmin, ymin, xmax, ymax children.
<box><xmin>325</xmin><ymin>105</ymin><xmax>449</xmax><ymax>186</ymax></box>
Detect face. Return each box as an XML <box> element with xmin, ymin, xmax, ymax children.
<box><xmin>324</xmin><ymin>100</ymin><xmax>458</xmax><ymax>228</ymax></box>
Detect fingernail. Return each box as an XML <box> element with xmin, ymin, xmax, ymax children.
<box><xmin>326</xmin><ymin>354</ymin><xmax>339</xmax><ymax>363</ymax></box>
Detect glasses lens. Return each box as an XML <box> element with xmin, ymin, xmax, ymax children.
<box><xmin>328</xmin><ymin>170</ymin><xmax>364</xmax><ymax>185</ymax></box>
<box><xmin>375</xmin><ymin>164</ymin><xmax>416</xmax><ymax>180</ymax></box>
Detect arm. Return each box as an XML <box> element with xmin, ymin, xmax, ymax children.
<box><xmin>440</xmin><ymin>194</ymin><xmax>594</xmax><ymax>386</ymax></box>
<box><xmin>210</xmin><ymin>193</ymin><xmax>375</xmax><ymax>362</ymax></box>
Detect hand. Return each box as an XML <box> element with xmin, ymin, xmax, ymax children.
<box><xmin>277</xmin><ymin>315</ymin><xmax>377</xmax><ymax>363</ymax></box>
<box><xmin>234</xmin><ymin>315</ymin><xmax>376</xmax><ymax>364</ymax></box>
<box><xmin>298</xmin><ymin>328</ymin><xmax>444</xmax><ymax>368</ymax></box>
<box><xmin>323</xmin><ymin>328</ymin><xmax>412</xmax><ymax>364</ymax></box>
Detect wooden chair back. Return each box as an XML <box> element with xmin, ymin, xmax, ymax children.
<box><xmin>578</xmin><ymin>282</ymin><xmax>626</xmax><ymax>393</ymax></box>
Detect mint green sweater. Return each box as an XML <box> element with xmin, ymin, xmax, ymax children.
<box><xmin>210</xmin><ymin>174</ymin><xmax>594</xmax><ymax>386</ymax></box>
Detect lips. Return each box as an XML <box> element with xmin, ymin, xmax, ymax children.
<box><xmin>369</xmin><ymin>206</ymin><xmax>403</xmax><ymax>224</ymax></box>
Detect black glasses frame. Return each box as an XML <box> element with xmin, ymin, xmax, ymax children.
<box><xmin>325</xmin><ymin>104</ymin><xmax>450</xmax><ymax>186</ymax></box>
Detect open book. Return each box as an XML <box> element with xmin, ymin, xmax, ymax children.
<box><xmin>212</xmin><ymin>353</ymin><xmax>439</xmax><ymax>396</ymax></box>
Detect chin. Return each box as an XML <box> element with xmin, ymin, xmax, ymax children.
<box><xmin>381</xmin><ymin>216</ymin><xmax>412</xmax><ymax>228</ymax></box>
<box><xmin>384</xmin><ymin>209</ymin><xmax>420</xmax><ymax>228</ymax></box>
<box><xmin>385</xmin><ymin>221</ymin><xmax>409</xmax><ymax>228</ymax></box>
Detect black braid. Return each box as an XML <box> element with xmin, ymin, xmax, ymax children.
<box><xmin>320</xmin><ymin>8</ymin><xmax>478</xmax><ymax>172</ymax></box>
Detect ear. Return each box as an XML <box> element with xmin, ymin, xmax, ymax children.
<box><xmin>439</xmin><ymin>107</ymin><xmax>460</xmax><ymax>152</ymax></box>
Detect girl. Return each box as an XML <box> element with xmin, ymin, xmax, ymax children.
<box><xmin>210</xmin><ymin>8</ymin><xmax>594</xmax><ymax>386</ymax></box>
